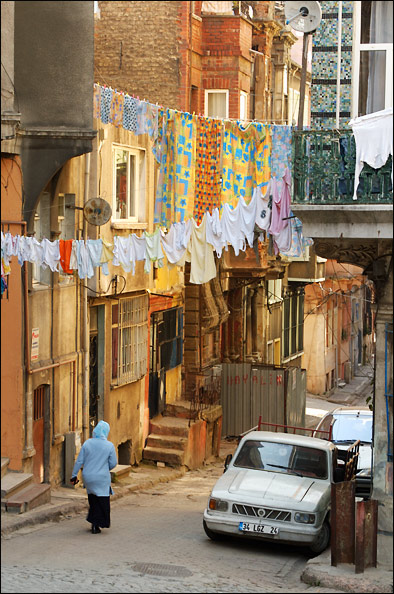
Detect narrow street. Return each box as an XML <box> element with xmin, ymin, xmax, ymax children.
<box><xmin>1</xmin><ymin>459</ymin><xmax>345</xmax><ymax>594</ymax></box>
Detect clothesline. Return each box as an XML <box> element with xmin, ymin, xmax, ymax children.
<box><xmin>1</xmin><ymin>177</ymin><xmax>312</xmax><ymax>292</ymax></box>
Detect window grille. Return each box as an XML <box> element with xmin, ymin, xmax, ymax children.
<box><xmin>112</xmin><ymin>294</ymin><xmax>148</xmax><ymax>385</ymax></box>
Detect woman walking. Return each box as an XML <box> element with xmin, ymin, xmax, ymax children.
<box><xmin>70</xmin><ymin>420</ymin><xmax>117</xmax><ymax>534</ymax></box>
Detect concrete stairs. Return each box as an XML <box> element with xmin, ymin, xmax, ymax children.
<box><xmin>110</xmin><ymin>464</ymin><xmax>131</xmax><ymax>482</ymax></box>
<box><xmin>143</xmin><ymin>396</ymin><xmax>200</xmax><ymax>469</ymax></box>
<box><xmin>1</xmin><ymin>457</ymin><xmax>51</xmax><ymax>514</ymax></box>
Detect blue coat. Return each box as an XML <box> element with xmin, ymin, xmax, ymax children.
<box><xmin>72</xmin><ymin>421</ymin><xmax>117</xmax><ymax>497</ymax></box>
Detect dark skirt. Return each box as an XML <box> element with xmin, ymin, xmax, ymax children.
<box><xmin>86</xmin><ymin>493</ymin><xmax>111</xmax><ymax>528</ymax></box>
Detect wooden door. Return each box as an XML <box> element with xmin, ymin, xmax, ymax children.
<box><xmin>33</xmin><ymin>385</ymin><xmax>45</xmax><ymax>483</ymax></box>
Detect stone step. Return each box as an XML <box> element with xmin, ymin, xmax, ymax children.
<box><xmin>142</xmin><ymin>446</ymin><xmax>185</xmax><ymax>467</ymax></box>
<box><xmin>150</xmin><ymin>415</ymin><xmax>190</xmax><ymax>438</ymax></box>
<box><xmin>110</xmin><ymin>464</ymin><xmax>131</xmax><ymax>482</ymax></box>
<box><xmin>1</xmin><ymin>457</ymin><xmax>10</xmax><ymax>479</ymax></box>
<box><xmin>4</xmin><ymin>483</ymin><xmax>51</xmax><ymax>514</ymax></box>
<box><xmin>164</xmin><ymin>400</ymin><xmax>199</xmax><ymax>420</ymax></box>
<box><xmin>146</xmin><ymin>434</ymin><xmax>188</xmax><ymax>451</ymax></box>
<box><xmin>1</xmin><ymin>472</ymin><xmax>34</xmax><ymax>499</ymax></box>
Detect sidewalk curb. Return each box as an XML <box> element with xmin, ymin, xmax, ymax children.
<box><xmin>301</xmin><ymin>561</ymin><xmax>393</xmax><ymax>593</ymax></box>
<box><xmin>1</xmin><ymin>467</ymin><xmax>187</xmax><ymax>538</ymax></box>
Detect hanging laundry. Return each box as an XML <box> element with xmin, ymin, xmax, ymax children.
<box><xmin>255</xmin><ymin>124</ymin><xmax>271</xmax><ymax>191</ymax></box>
<box><xmin>131</xmin><ymin>234</ymin><xmax>147</xmax><ymax>269</ymax></box>
<box><xmin>239</xmin><ymin>192</ymin><xmax>258</xmax><ymax>249</ymax></box>
<box><xmin>280</xmin><ymin>212</ymin><xmax>313</xmax><ymax>258</ymax></box>
<box><xmin>87</xmin><ymin>239</ymin><xmax>109</xmax><ymax>275</ymax></box>
<box><xmin>193</xmin><ymin>116</ymin><xmax>222</xmax><ymax>224</ymax></box>
<box><xmin>271</xmin><ymin>125</ymin><xmax>292</xmax><ymax>179</ymax></box>
<box><xmin>188</xmin><ymin>215</ymin><xmax>217</xmax><ymax>285</ymax></box>
<box><xmin>349</xmin><ymin>107</ymin><xmax>393</xmax><ymax>200</ymax></box>
<box><xmin>143</xmin><ymin>229</ymin><xmax>164</xmax><ymax>274</ymax></box>
<box><xmin>136</xmin><ymin>100</ymin><xmax>159</xmax><ymax>140</ymax></box>
<box><xmin>220</xmin><ymin>202</ymin><xmax>246</xmax><ymax>257</ymax></box>
<box><xmin>254</xmin><ymin>181</ymin><xmax>272</xmax><ymax>233</ymax></box>
<box><xmin>122</xmin><ymin>95</ymin><xmax>138</xmax><ymax>132</ymax></box>
<box><xmin>59</xmin><ymin>239</ymin><xmax>74</xmax><ymax>274</ymax></box>
<box><xmin>154</xmin><ymin>109</ymin><xmax>197</xmax><ymax>228</ymax></box>
<box><xmin>206</xmin><ymin>208</ymin><xmax>226</xmax><ymax>258</ymax></box>
<box><xmin>160</xmin><ymin>221</ymin><xmax>190</xmax><ymax>266</ymax></box>
<box><xmin>41</xmin><ymin>238</ymin><xmax>60</xmax><ymax>272</ymax></box>
<box><xmin>100</xmin><ymin>238</ymin><xmax>114</xmax><ymax>268</ymax></box>
<box><xmin>109</xmin><ymin>91</ymin><xmax>124</xmax><ymax>128</ymax></box>
<box><xmin>74</xmin><ymin>239</ymin><xmax>94</xmax><ymax>279</ymax></box>
<box><xmin>93</xmin><ymin>84</ymin><xmax>101</xmax><ymax>121</ymax></box>
<box><xmin>100</xmin><ymin>86</ymin><xmax>113</xmax><ymax>124</ymax></box>
<box><xmin>112</xmin><ymin>235</ymin><xmax>135</xmax><ymax>274</ymax></box>
<box><xmin>221</xmin><ymin>121</ymin><xmax>267</xmax><ymax>208</ymax></box>
<box><xmin>269</xmin><ymin>169</ymin><xmax>292</xmax><ymax>254</ymax></box>
<box><xmin>69</xmin><ymin>240</ymin><xmax>78</xmax><ymax>271</ymax></box>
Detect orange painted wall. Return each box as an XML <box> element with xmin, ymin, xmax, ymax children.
<box><xmin>1</xmin><ymin>156</ymin><xmax>25</xmax><ymax>469</ymax></box>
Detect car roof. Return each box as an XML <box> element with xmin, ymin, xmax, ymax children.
<box><xmin>330</xmin><ymin>407</ymin><xmax>372</xmax><ymax>416</ymax></box>
<box><xmin>240</xmin><ymin>431</ymin><xmax>335</xmax><ymax>451</ymax></box>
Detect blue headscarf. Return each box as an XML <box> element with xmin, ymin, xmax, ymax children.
<box><xmin>92</xmin><ymin>420</ymin><xmax>110</xmax><ymax>440</ymax></box>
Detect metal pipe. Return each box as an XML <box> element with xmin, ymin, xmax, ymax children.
<box><xmin>82</xmin><ymin>152</ymin><xmax>91</xmax><ymax>441</ymax></box>
<box><xmin>336</xmin><ymin>1</ymin><xmax>343</xmax><ymax>128</ymax></box>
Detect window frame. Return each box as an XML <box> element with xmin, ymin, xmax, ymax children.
<box><xmin>204</xmin><ymin>89</ymin><xmax>229</xmax><ymax>118</ymax></box>
<box><xmin>352</xmin><ymin>1</ymin><xmax>393</xmax><ymax>117</ymax></box>
<box><xmin>282</xmin><ymin>289</ymin><xmax>305</xmax><ymax>362</ymax></box>
<box><xmin>111</xmin><ymin>293</ymin><xmax>149</xmax><ymax>386</ymax></box>
<box><xmin>240</xmin><ymin>90</ymin><xmax>248</xmax><ymax>121</ymax></box>
<box><xmin>112</xmin><ymin>144</ymin><xmax>146</xmax><ymax>223</ymax></box>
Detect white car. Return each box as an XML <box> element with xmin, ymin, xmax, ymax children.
<box><xmin>314</xmin><ymin>406</ymin><xmax>373</xmax><ymax>499</ymax></box>
<box><xmin>203</xmin><ymin>431</ymin><xmax>337</xmax><ymax>555</ymax></box>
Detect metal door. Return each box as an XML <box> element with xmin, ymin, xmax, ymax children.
<box><xmin>89</xmin><ymin>333</ymin><xmax>99</xmax><ymax>435</ymax></box>
<box><xmin>33</xmin><ymin>385</ymin><xmax>45</xmax><ymax>483</ymax></box>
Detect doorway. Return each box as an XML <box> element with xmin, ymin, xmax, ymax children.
<box><xmin>33</xmin><ymin>385</ymin><xmax>45</xmax><ymax>483</ymax></box>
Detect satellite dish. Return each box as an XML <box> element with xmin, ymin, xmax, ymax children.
<box><xmin>83</xmin><ymin>197</ymin><xmax>112</xmax><ymax>226</ymax></box>
<box><xmin>284</xmin><ymin>1</ymin><xmax>322</xmax><ymax>33</ymax></box>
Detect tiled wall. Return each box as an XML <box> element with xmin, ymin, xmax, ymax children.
<box><xmin>311</xmin><ymin>1</ymin><xmax>354</xmax><ymax>129</ymax></box>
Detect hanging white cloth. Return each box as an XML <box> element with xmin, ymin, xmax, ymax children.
<box><xmin>188</xmin><ymin>215</ymin><xmax>217</xmax><ymax>285</ymax></box>
<box><xmin>349</xmin><ymin>107</ymin><xmax>393</xmax><ymax>200</ymax></box>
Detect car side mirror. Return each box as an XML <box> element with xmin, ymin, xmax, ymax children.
<box><xmin>224</xmin><ymin>454</ymin><xmax>232</xmax><ymax>472</ymax></box>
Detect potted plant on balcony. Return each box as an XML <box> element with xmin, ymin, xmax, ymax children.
<box><xmin>233</xmin><ymin>1</ymin><xmax>240</xmax><ymax>15</ymax></box>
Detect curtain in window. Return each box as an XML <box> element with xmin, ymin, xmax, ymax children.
<box><xmin>366</xmin><ymin>1</ymin><xmax>393</xmax><ymax>114</ymax></box>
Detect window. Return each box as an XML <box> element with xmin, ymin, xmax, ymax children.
<box><xmin>113</xmin><ymin>146</ymin><xmax>146</xmax><ymax>221</ymax></box>
<box><xmin>240</xmin><ymin>91</ymin><xmax>248</xmax><ymax>121</ymax></box>
<box><xmin>151</xmin><ymin>307</ymin><xmax>183</xmax><ymax>372</ymax></box>
<box><xmin>282</xmin><ymin>289</ymin><xmax>304</xmax><ymax>360</ymax></box>
<box><xmin>353</xmin><ymin>1</ymin><xmax>393</xmax><ymax>116</ymax></box>
<box><xmin>112</xmin><ymin>294</ymin><xmax>149</xmax><ymax>385</ymax></box>
<box><xmin>267</xmin><ymin>279</ymin><xmax>282</xmax><ymax>305</ymax></box>
<box><xmin>205</xmin><ymin>90</ymin><xmax>229</xmax><ymax>118</ymax></box>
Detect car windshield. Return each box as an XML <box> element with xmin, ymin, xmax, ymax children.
<box><xmin>332</xmin><ymin>414</ymin><xmax>372</xmax><ymax>443</ymax></box>
<box><xmin>233</xmin><ymin>440</ymin><xmax>328</xmax><ymax>479</ymax></box>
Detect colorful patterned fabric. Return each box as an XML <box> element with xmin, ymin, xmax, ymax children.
<box><xmin>93</xmin><ymin>85</ymin><xmax>101</xmax><ymax>120</ymax></box>
<box><xmin>100</xmin><ymin>87</ymin><xmax>112</xmax><ymax>124</ymax></box>
<box><xmin>154</xmin><ymin>109</ymin><xmax>197</xmax><ymax>228</ymax></box>
<box><xmin>281</xmin><ymin>211</ymin><xmax>314</xmax><ymax>257</ymax></box>
<box><xmin>221</xmin><ymin>121</ymin><xmax>267</xmax><ymax>208</ymax></box>
<box><xmin>193</xmin><ymin>116</ymin><xmax>222</xmax><ymax>224</ymax></box>
<box><xmin>109</xmin><ymin>91</ymin><xmax>124</xmax><ymax>127</ymax></box>
<box><xmin>122</xmin><ymin>95</ymin><xmax>138</xmax><ymax>132</ymax></box>
<box><xmin>271</xmin><ymin>125</ymin><xmax>292</xmax><ymax>179</ymax></box>
<box><xmin>136</xmin><ymin>101</ymin><xmax>159</xmax><ymax>139</ymax></box>
<box><xmin>256</xmin><ymin>124</ymin><xmax>271</xmax><ymax>191</ymax></box>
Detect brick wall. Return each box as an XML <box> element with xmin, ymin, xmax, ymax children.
<box><xmin>95</xmin><ymin>1</ymin><xmax>183</xmax><ymax>108</ymax></box>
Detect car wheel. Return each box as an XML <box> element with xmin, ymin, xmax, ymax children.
<box><xmin>203</xmin><ymin>519</ymin><xmax>224</xmax><ymax>541</ymax></box>
<box><xmin>308</xmin><ymin>521</ymin><xmax>330</xmax><ymax>556</ymax></box>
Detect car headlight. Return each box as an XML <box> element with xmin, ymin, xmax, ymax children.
<box><xmin>208</xmin><ymin>497</ymin><xmax>228</xmax><ymax>512</ymax></box>
<box><xmin>294</xmin><ymin>512</ymin><xmax>315</xmax><ymax>524</ymax></box>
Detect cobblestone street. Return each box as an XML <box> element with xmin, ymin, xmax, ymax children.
<box><xmin>1</xmin><ymin>463</ymin><xmax>345</xmax><ymax>594</ymax></box>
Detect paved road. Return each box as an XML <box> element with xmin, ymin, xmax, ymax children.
<box><xmin>1</xmin><ymin>462</ymin><xmax>345</xmax><ymax>594</ymax></box>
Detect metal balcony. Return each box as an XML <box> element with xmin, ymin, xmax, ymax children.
<box><xmin>292</xmin><ymin>129</ymin><xmax>393</xmax><ymax>204</ymax></box>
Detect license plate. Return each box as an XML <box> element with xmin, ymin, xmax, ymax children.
<box><xmin>239</xmin><ymin>522</ymin><xmax>279</xmax><ymax>535</ymax></box>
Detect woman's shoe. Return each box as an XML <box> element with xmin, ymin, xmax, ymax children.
<box><xmin>91</xmin><ymin>525</ymin><xmax>101</xmax><ymax>534</ymax></box>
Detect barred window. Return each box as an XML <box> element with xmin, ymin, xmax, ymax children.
<box><xmin>112</xmin><ymin>294</ymin><xmax>148</xmax><ymax>385</ymax></box>
<box><xmin>282</xmin><ymin>289</ymin><xmax>304</xmax><ymax>360</ymax></box>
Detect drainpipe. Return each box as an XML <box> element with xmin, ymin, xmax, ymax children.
<box><xmin>82</xmin><ymin>152</ymin><xmax>91</xmax><ymax>442</ymax></box>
